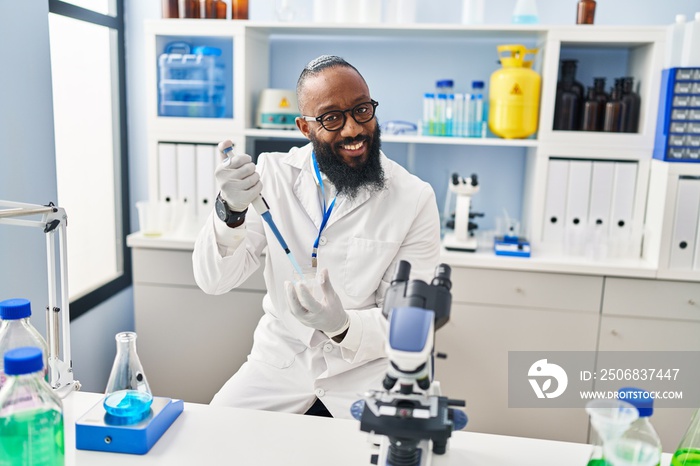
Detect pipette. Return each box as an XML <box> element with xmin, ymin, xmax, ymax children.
<box><xmin>222</xmin><ymin>146</ymin><xmax>304</xmax><ymax>278</ymax></box>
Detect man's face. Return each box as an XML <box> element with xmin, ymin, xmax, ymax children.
<box><xmin>296</xmin><ymin>66</ymin><xmax>384</xmax><ymax>198</ymax></box>
<box><xmin>296</xmin><ymin>66</ymin><xmax>378</xmax><ymax>169</ymax></box>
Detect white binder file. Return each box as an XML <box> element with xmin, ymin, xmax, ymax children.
<box><xmin>669</xmin><ymin>177</ymin><xmax>700</xmax><ymax>270</ymax></box>
<box><xmin>695</xmin><ymin>206</ymin><xmax>700</xmax><ymax>270</ymax></box>
<box><xmin>196</xmin><ymin>144</ymin><xmax>217</xmax><ymax>216</ymax></box>
<box><xmin>158</xmin><ymin>143</ymin><xmax>178</xmax><ymax>203</ymax></box>
<box><xmin>565</xmin><ymin>160</ymin><xmax>592</xmax><ymax>232</ymax></box>
<box><xmin>176</xmin><ymin>144</ymin><xmax>197</xmax><ymax>206</ymax></box>
<box><xmin>609</xmin><ymin>162</ymin><xmax>637</xmax><ymax>236</ymax></box>
<box><xmin>542</xmin><ymin>159</ymin><xmax>569</xmax><ymax>243</ymax></box>
<box><xmin>588</xmin><ymin>161</ymin><xmax>615</xmax><ymax>228</ymax></box>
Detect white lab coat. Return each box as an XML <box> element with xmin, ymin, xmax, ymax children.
<box><xmin>192</xmin><ymin>142</ymin><xmax>441</xmax><ymax>418</ymax></box>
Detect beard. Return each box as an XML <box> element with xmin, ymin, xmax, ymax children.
<box><xmin>310</xmin><ymin>124</ymin><xmax>385</xmax><ymax>200</ymax></box>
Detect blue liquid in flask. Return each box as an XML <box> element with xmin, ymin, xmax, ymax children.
<box><xmin>104</xmin><ymin>389</ymin><xmax>153</xmax><ymax>424</ymax></box>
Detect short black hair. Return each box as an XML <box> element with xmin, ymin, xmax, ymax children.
<box><xmin>296</xmin><ymin>55</ymin><xmax>366</xmax><ymax>110</ymax></box>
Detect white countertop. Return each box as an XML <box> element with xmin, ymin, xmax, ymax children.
<box><xmin>126</xmin><ymin>231</ymin><xmax>661</xmax><ymax>279</ymax></box>
<box><xmin>63</xmin><ymin>391</ymin><xmax>673</xmax><ymax>466</ymax></box>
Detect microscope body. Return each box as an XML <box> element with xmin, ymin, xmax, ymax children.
<box><xmin>443</xmin><ymin>173</ymin><xmax>483</xmax><ymax>252</ymax></box>
<box><xmin>354</xmin><ymin>261</ymin><xmax>467</xmax><ymax>466</ymax></box>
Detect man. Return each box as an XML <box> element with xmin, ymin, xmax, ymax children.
<box><xmin>192</xmin><ymin>55</ymin><xmax>441</xmax><ymax>419</ymax></box>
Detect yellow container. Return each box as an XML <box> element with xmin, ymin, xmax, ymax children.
<box><xmin>488</xmin><ymin>45</ymin><xmax>541</xmax><ymax>139</ymax></box>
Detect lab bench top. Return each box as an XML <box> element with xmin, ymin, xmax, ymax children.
<box><xmin>127</xmin><ymin>232</ymin><xmax>659</xmax><ymax>279</ymax></box>
<box><xmin>64</xmin><ymin>392</ymin><xmax>672</xmax><ymax>466</ymax></box>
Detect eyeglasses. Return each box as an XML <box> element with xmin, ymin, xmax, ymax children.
<box><xmin>301</xmin><ymin>100</ymin><xmax>378</xmax><ymax>132</ymax></box>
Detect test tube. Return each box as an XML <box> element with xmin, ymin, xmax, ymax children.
<box><xmin>436</xmin><ymin>93</ymin><xmax>447</xmax><ymax>136</ymax></box>
<box><xmin>423</xmin><ymin>93</ymin><xmax>435</xmax><ymax>135</ymax></box>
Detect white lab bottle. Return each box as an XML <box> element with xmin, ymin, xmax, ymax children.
<box><xmin>606</xmin><ymin>388</ymin><xmax>663</xmax><ymax>466</ymax></box>
<box><xmin>384</xmin><ymin>0</ymin><xmax>417</xmax><ymax>24</ymax></box>
<box><xmin>358</xmin><ymin>0</ymin><xmax>381</xmax><ymax>23</ymax></box>
<box><xmin>681</xmin><ymin>12</ymin><xmax>700</xmax><ymax>66</ymax></box>
<box><xmin>0</xmin><ymin>299</ymin><xmax>49</xmax><ymax>390</ymax></box>
<box><xmin>668</xmin><ymin>14</ymin><xmax>687</xmax><ymax>67</ymax></box>
<box><xmin>313</xmin><ymin>0</ymin><xmax>336</xmax><ymax>22</ymax></box>
<box><xmin>461</xmin><ymin>0</ymin><xmax>484</xmax><ymax>24</ymax></box>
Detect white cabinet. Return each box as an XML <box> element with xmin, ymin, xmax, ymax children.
<box><xmin>599</xmin><ymin>277</ymin><xmax>700</xmax><ymax>451</ymax></box>
<box><xmin>434</xmin><ymin>267</ymin><xmax>602</xmax><ymax>443</ymax></box>
<box><xmin>129</xmin><ymin>237</ymin><xmax>265</xmax><ymax>403</ymax></box>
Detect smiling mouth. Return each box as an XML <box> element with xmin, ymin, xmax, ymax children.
<box><xmin>341</xmin><ymin>140</ymin><xmax>365</xmax><ymax>151</ymax></box>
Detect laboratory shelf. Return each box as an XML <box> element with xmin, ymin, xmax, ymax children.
<box><xmin>244</xmin><ymin>128</ymin><xmax>539</xmax><ymax>148</ymax></box>
<box><xmin>381</xmin><ymin>134</ymin><xmax>538</xmax><ymax>147</ymax></box>
<box><xmin>440</xmin><ymin>248</ymin><xmax>659</xmax><ymax>279</ymax></box>
<box><xmin>126</xmin><ymin>232</ymin><xmax>196</xmax><ymax>251</ymax></box>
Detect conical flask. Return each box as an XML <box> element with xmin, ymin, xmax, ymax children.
<box><xmin>671</xmin><ymin>407</ymin><xmax>700</xmax><ymax>466</ymax></box>
<box><xmin>104</xmin><ymin>332</ymin><xmax>153</xmax><ymax>422</ymax></box>
<box><xmin>105</xmin><ymin>331</ymin><xmax>151</xmax><ymax>394</ymax></box>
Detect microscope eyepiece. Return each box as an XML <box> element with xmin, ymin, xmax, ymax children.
<box><xmin>391</xmin><ymin>260</ymin><xmax>411</xmax><ymax>285</ymax></box>
<box><xmin>431</xmin><ymin>263</ymin><xmax>452</xmax><ymax>290</ymax></box>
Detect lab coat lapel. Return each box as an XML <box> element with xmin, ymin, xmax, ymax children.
<box><xmin>324</xmin><ymin>152</ymin><xmax>392</xmax><ymax>230</ymax></box>
<box><xmin>286</xmin><ymin>145</ymin><xmax>324</xmax><ymax>228</ymax></box>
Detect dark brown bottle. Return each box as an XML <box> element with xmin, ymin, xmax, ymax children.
<box><xmin>162</xmin><ymin>0</ymin><xmax>179</xmax><ymax>18</ymax></box>
<box><xmin>577</xmin><ymin>0</ymin><xmax>596</xmax><ymax>24</ymax></box>
<box><xmin>231</xmin><ymin>0</ymin><xmax>248</xmax><ymax>19</ymax></box>
<box><xmin>593</xmin><ymin>77</ymin><xmax>609</xmax><ymax>128</ymax></box>
<box><xmin>553</xmin><ymin>60</ymin><xmax>583</xmax><ymax>130</ymax></box>
<box><xmin>620</xmin><ymin>77</ymin><xmax>641</xmax><ymax>133</ymax></box>
<box><xmin>581</xmin><ymin>87</ymin><xmax>602</xmax><ymax>131</ymax></box>
<box><xmin>216</xmin><ymin>0</ymin><xmax>227</xmax><ymax>18</ymax></box>
<box><xmin>604</xmin><ymin>85</ymin><xmax>623</xmax><ymax>132</ymax></box>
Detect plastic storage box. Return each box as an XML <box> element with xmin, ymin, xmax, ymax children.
<box><xmin>158</xmin><ymin>42</ymin><xmax>228</xmax><ymax>118</ymax></box>
<box><xmin>654</xmin><ymin>67</ymin><xmax>700</xmax><ymax>162</ymax></box>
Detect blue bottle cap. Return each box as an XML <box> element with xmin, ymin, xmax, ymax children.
<box><xmin>617</xmin><ymin>387</ymin><xmax>654</xmax><ymax>417</ymax></box>
<box><xmin>424</xmin><ymin>93</ymin><xmax>435</xmax><ymax>98</ymax></box>
<box><xmin>192</xmin><ymin>46</ymin><xmax>222</xmax><ymax>56</ymax></box>
<box><xmin>472</xmin><ymin>81</ymin><xmax>485</xmax><ymax>89</ymax></box>
<box><xmin>0</xmin><ymin>298</ymin><xmax>32</xmax><ymax>320</ymax></box>
<box><xmin>4</xmin><ymin>346</ymin><xmax>44</xmax><ymax>376</ymax></box>
<box><xmin>436</xmin><ymin>79</ymin><xmax>454</xmax><ymax>88</ymax></box>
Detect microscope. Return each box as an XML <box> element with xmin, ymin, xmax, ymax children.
<box><xmin>352</xmin><ymin>261</ymin><xmax>467</xmax><ymax>466</ymax></box>
<box><xmin>443</xmin><ymin>172</ymin><xmax>483</xmax><ymax>252</ymax></box>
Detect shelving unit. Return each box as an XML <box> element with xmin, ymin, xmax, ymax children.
<box><xmin>142</xmin><ymin>19</ymin><xmax>695</xmax><ymax>279</ymax></box>
<box><xmin>133</xmin><ymin>20</ymin><xmax>700</xmax><ymax>444</ymax></box>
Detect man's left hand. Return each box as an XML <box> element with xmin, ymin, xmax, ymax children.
<box><xmin>285</xmin><ymin>268</ymin><xmax>349</xmax><ymax>338</ymax></box>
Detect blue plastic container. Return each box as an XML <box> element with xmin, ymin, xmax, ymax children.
<box><xmin>158</xmin><ymin>42</ymin><xmax>228</xmax><ymax>118</ymax></box>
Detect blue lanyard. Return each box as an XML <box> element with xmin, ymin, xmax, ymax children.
<box><xmin>312</xmin><ymin>152</ymin><xmax>336</xmax><ymax>267</ymax></box>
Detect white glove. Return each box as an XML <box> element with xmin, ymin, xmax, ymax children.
<box><xmin>285</xmin><ymin>268</ymin><xmax>350</xmax><ymax>338</ymax></box>
<box><xmin>215</xmin><ymin>140</ymin><xmax>263</xmax><ymax>212</ymax></box>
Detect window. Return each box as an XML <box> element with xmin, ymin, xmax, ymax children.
<box><xmin>48</xmin><ymin>0</ymin><xmax>130</xmax><ymax>319</ymax></box>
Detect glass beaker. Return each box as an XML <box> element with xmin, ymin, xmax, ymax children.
<box><xmin>586</xmin><ymin>399</ymin><xmax>639</xmax><ymax>466</ymax></box>
<box><xmin>104</xmin><ymin>332</ymin><xmax>153</xmax><ymax>423</ymax></box>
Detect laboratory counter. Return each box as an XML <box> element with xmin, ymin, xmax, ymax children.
<box><xmin>64</xmin><ymin>392</ymin><xmax>673</xmax><ymax>466</ymax></box>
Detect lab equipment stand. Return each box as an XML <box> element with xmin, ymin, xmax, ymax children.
<box><xmin>0</xmin><ymin>200</ymin><xmax>80</xmax><ymax>397</ymax></box>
